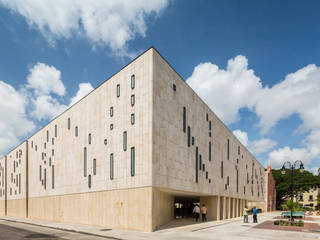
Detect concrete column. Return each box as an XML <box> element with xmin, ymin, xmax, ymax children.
<box><xmin>216</xmin><ymin>195</ymin><xmax>221</xmax><ymax>220</ymax></box>
<box><xmin>227</xmin><ymin>197</ymin><xmax>231</xmax><ymax>219</ymax></box>
<box><xmin>221</xmin><ymin>196</ymin><xmax>226</xmax><ymax>220</ymax></box>
<box><xmin>232</xmin><ymin>198</ymin><xmax>236</xmax><ymax>218</ymax></box>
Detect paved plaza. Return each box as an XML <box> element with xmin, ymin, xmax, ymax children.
<box><xmin>1</xmin><ymin>212</ymin><xmax>319</xmax><ymax>240</ymax></box>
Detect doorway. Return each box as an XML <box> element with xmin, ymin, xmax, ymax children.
<box><xmin>174</xmin><ymin>196</ymin><xmax>200</xmax><ymax>219</ymax></box>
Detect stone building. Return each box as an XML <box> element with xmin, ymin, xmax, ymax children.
<box><xmin>0</xmin><ymin>47</ymin><xmax>269</xmax><ymax>231</ymax></box>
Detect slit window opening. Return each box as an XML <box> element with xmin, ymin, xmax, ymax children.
<box><xmin>123</xmin><ymin>131</ymin><xmax>127</xmax><ymax>151</ymax></box>
<box><xmin>131</xmin><ymin>113</ymin><xmax>135</xmax><ymax>125</ymax></box>
<box><xmin>75</xmin><ymin>126</ymin><xmax>78</xmax><ymax>137</ymax></box>
<box><xmin>68</xmin><ymin>118</ymin><xmax>70</xmax><ymax>130</ymax></box>
<box><xmin>93</xmin><ymin>158</ymin><xmax>96</xmax><ymax>175</ymax></box>
<box><xmin>116</xmin><ymin>84</ymin><xmax>120</xmax><ymax>97</ymax></box>
<box><xmin>183</xmin><ymin>107</ymin><xmax>186</xmax><ymax>132</ymax></box>
<box><xmin>88</xmin><ymin>174</ymin><xmax>91</xmax><ymax>188</ymax></box>
<box><xmin>131</xmin><ymin>75</ymin><xmax>135</xmax><ymax>89</ymax></box>
<box><xmin>55</xmin><ymin>125</ymin><xmax>57</xmax><ymax>137</ymax></box>
<box><xmin>52</xmin><ymin>165</ymin><xmax>55</xmax><ymax>189</ymax></box>
<box><xmin>84</xmin><ymin>147</ymin><xmax>87</xmax><ymax>177</ymax></box>
<box><xmin>131</xmin><ymin>147</ymin><xmax>135</xmax><ymax>176</ymax></box>
<box><xmin>110</xmin><ymin>153</ymin><xmax>114</xmax><ymax>180</ymax></box>
<box><xmin>131</xmin><ymin>94</ymin><xmax>135</xmax><ymax>106</ymax></box>
<box><xmin>88</xmin><ymin>133</ymin><xmax>91</xmax><ymax>144</ymax></box>
<box><xmin>187</xmin><ymin>126</ymin><xmax>191</xmax><ymax>147</ymax></box>
<box><xmin>110</xmin><ymin>107</ymin><xmax>113</xmax><ymax>117</ymax></box>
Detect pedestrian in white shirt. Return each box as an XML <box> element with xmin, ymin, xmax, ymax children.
<box><xmin>193</xmin><ymin>204</ymin><xmax>200</xmax><ymax>222</ymax></box>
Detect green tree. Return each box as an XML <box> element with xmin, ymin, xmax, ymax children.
<box><xmin>272</xmin><ymin>169</ymin><xmax>320</xmax><ymax>209</ymax></box>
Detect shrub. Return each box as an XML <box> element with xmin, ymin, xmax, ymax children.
<box><xmin>274</xmin><ymin>220</ymin><xmax>280</xmax><ymax>225</ymax></box>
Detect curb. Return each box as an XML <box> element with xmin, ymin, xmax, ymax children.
<box><xmin>0</xmin><ymin>218</ymin><xmax>124</xmax><ymax>240</ymax></box>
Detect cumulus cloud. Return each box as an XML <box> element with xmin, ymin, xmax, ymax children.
<box><xmin>0</xmin><ymin>62</ymin><xmax>94</xmax><ymax>156</ymax></box>
<box><xmin>0</xmin><ymin>81</ymin><xmax>35</xmax><ymax>156</ymax></box>
<box><xmin>70</xmin><ymin>83</ymin><xmax>94</xmax><ymax>106</ymax></box>
<box><xmin>25</xmin><ymin>62</ymin><xmax>67</xmax><ymax>120</ymax></box>
<box><xmin>233</xmin><ymin>129</ymin><xmax>277</xmax><ymax>155</ymax></box>
<box><xmin>0</xmin><ymin>0</ymin><xmax>169</xmax><ymax>56</ymax></box>
<box><xmin>187</xmin><ymin>56</ymin><xmax>320</xmax><ymax>170</ymax></box>
<box><xmin>186</xmin><ymin>56</ymin><xmax>262</xmax><ymax>124</ymax></box>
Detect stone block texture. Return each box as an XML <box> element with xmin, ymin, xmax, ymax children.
<box><xmin>0</xmin><ymin>47</ymin><xmax>267</xmax><ymax>231</ymax></box>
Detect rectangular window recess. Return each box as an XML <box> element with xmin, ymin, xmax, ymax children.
<box><xmin>187</xmin><ymin>126</ymin><xmax>191</xmax><ymax>147</ymax></box>
<box><xmin>116</xmin><ymin>84</ymin><xmax>120</xmax><ymax>97</ymax></box>
<box><xmin>88</xmin><ymin>174</ymin><xmax>91</xmax><ymax>188</ymax></box>
<box><xmin>110</xmin><ymin>107</ymin><xmax>113</xmax><ymax>117</ymax></box>
<box><xmin>68</xmin><ymin>118</ymin><xmax>71</xmax><ymax>130</ymax></box>
<box><xmin>183</xmin><ymin>107</ymin><xmax>186</xmax><ymax>132</ymax></box>
<box><xmin>173</xmin><ymin>84</ymin><xmax>176</xmax><ymax>91</ymax></box>
<box><xmin>84</xmin><ymin>147</ymin><xmax>87</xmax><ymax>177</ymax></box>
<box><xmin>131</xmin><ymin>147</ymin><xmax>135</xmax><ymax>176</ymax></box>
<box><xmin>131</xmin><ymin>75</ymin><xmax>135</xmax><ymax>89</ymax></box>
<box><xmin>93</xmin><ymin>158</ymin><xmax>96</xmax><ymax>175</ymax></box>
<box><xmin>123</xmin><ymin>131</ymin><xmax>127</xmax><ymax>151</ymax></box>
<box><xmin>110</xmin><ymin>153</ymin><xmax>114</xmax><ymax>180</ymax></box>
<box><xmin>131</xmin><ymin>113</ymin><xmax>135</xmax><ymax>125</ymax></box>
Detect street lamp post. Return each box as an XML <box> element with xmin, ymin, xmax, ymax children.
<box><xmin>281</xmin><ymin>160</ymin><xmax>304</xmax><ymax>222</ymax></box>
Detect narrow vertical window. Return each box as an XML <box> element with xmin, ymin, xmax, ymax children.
<box><xmin>172</xmin><ymin>84</ymin><xmax>176</xmax><ymax>91</ymax></box>
<box><xmin>110</xmin><ymin>107</ymin><xmax>113</xmax><ymax>117</ymax></box>
<box><xmin>195</xmin><ymin>147</ymin><xmax>198</xmax><ymax>183</ymax></box>
<box><xmin>52</xmin><ymin>138</ymin><xmax>54</xmax><ymax>145</ymax></box>
<box><xmin>88</xmin><ymin>133</ymin><xmax>91</xmax><ymax>144</ymax></box>
<box><xmin>49</xmin><ymin>157</ymin><xmax>51</xmax><ymax>167</ymax></box>
<box><xmin>93</xmin><ymin>159</ymin><xmax>96</xmax><ymax>175</ymax></box>
<box><xmin>55</xmin><ymin>124</ymin><xmax>57</xmax><ymax>137</ymax></box>
<box><xmin>131</xmin><ymin>147</ymin><xmax>135</xmax><ymax>176</ymax></box>
<box><xmin>52</xmin><ymin>149</ymin><xmax>54</xmax><ymax>156</ymax></box>
<box><xmin>44</xmin><ymin>142</ymin><xmax>46</xmax><ymax>149</ymax></box>
<box><xmin>199</xmin><ymin>155</ymin><xmax>202</xmax><ymax>170</ymax></box>
<box><xmin>209</xmin><ymin>141</ymin><xmax>211</xmax><ymax>161</ymax></box>
<box><xmin>209</xmin><ymin>121</ymin><xmax>211</xmax><ymax>130</ymax></box>
<box><xmin>227</xmin><ymin>139</ymin><xmax>230</xmax><ymax>160</ymax></box>
<box><xmin>123</xmin><ymin>131</ymin><xmax>127</xmax><ymax>151</ymax></box>
<box><xmin>116</xmin><ymin>84</ymin><xmax>120</xmax><ymax>97</ymax></box>
<box><xmin>238</xmin><ymin>146</ymin><xmax>240</xmax><ymax>155</ymax></box>
<box><xmin>18</xmin><ymin>174</ymin><xmax>21</xmax><ymax>193</ymax></box>
<box><xmin>31</xmin><ymin>141</ymin><xmax>33</xmax><ymax>148</ymax></box>
<box><xmin>88</xmin><ymin>175</ymin><xmax>91</xmax><ymax>188</ymax></box>
<box><xmin>52</xmin><ymin>165</ymin><xmax>54</xmax><ymax>189</ymax></box>
<box><xmin>46</xmin><ymin>130</ymin><xmax>49</xmax><ymax>142</ymax></box>
<box><xmin>236</xmin><ymin>170</ymin><xmax>239</xmax><ymax>193</ymax></box>
<box><xmin>68</xmin><ymin>118</ymin><xmax>70</xmax><ymax>130</ymax></box>
<box><xmin>131</xmin><ymin>75</ymin><xmax>135</xmax><ymax>89</ymax></box>
<box><xmin>183</xmin><ymin>107</ymin><xmax>186</xmax><ymax>132</ymax></box>
<box><xmin>84</xmin><ymin>147</ymin><xmax>87</xmax><ymax>177</ymax></box>
<box><xmin>192</xmin><ymin>137</ymin><xmax>194</xmax><ymax>145</ymax></box>
<box><xmin>110</xmin><ymin>153</ymin><xmax>114</xmax><ymax>180</ymax></box>
<box><xmin>187</xmin><ymin>126</ymin><xmax>191</xmax><ymax>147</ymax></box>
<box><xmin>227</xmin><ymin>176</ymin><xmax>229</xmax><ymax>186</ymax></box>
<box><xmin>131</xmin><ymin>113</ymin><xmax>135</xmax><ymax>125</ymax></box>
<box><xmin>131</xmin><ymin>94</ymin><xmax>135</xmax><ymax>106</ymax></box>
<box><xmin>110</xmin><ymin>124</ymin><xmax>113</xmax><ymax>130</ymax></box>
<box><xmin>221</xmin><ymin>161</ymin><xmax>223</xmax><ymax>178</ymax></box>
<box><xmin>75</xmin><ymin>126</ymin><xmax>78</xmax><ymax>137</ymax></box>
<box><xmin>206</xmin><ymin>171</ymin><xmax>208</xmax><ymax>179</ymax></box>
<box><xmin>206</xmin><ymin>113</ymin><xmax>208</xmax><ymax>121</ymax></box>
<box><xmin>40</xmin><ymin>165</ymin><xmax>42</xmax><ymax>181</ymax></box>
<box><xmin>44</xmin><ymin>168</ymin><xmax>46</xmax><ymax>189</ymax></box>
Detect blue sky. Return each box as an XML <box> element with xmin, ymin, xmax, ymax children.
<box><xmin>0</xmin><ymin>0</ymin><xmax>319</xmax><ymax>174</ymax></box>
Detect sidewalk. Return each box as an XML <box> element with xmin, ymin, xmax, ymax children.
<box><xmin>0</xmin><ymin>213</ymin><xmax>274</xmax><ymax>240</ymax></box>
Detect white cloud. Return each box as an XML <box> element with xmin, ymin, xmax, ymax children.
<box><xmin>186</xmin><ymin>56</ymin><xmax>262</xmax><ymax>124</ymax></box>
<box><xmin>0</xmin><ymin>81</ymin><xmax>35</xmax><ymax>156</ymax></box>
<box><xmin>187</xmin><ymin>56</ymin><xmax>320</xmax><ymax>170</ymax></box>
<box><xmin>70</xmin><ymin>83</ymin><xmax>94</xmax><ymax>106</ymax></box>
<box><xmin>0</xmin><ymin>0</ymin><xmax>169</xmax><ymax>56</ymax></box>
<box><xmin>267</xmin><ymin>146</ymin><xmax>313</xmax><ymax>169</ymax></box>
<box><xmin>26</xmin><ymin>62</ymin><xmax>65</xmax><ymax>96</ymax></box>
<box><xmin>232</xmin><ymin>129</ymin><xmax>249</xmax><ymax>147</ymax></box>
<box><xmin>233</xmin><ymin>129</ymin><xmax>277</xmax><ymax>156</ymax></box>
<box><xmin>0</xmin><ymin>62</ymin><xmax>95</xmax><ymax>156</ymax></box>
<box><xmin>25</xmin><ymin>62</ymin><xmax>67</xmax><ymax>121</ymax></box>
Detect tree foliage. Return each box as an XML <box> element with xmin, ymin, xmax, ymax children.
<box><xmin>272</xmin><ymin>169</ymin><xmax>320</xmax><ymax>209</ymax></box>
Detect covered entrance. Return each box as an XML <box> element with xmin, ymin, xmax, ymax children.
<box><xmin>174</xmin><ymin>196</ymin><xmax>200</xmax><ymax>219</ymax></box>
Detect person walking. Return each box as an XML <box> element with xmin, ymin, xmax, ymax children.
<box><xmin>243</xmin><ymin>205</ymin><xmax>249</xmax><ymax>223</ymax></box>
<box><xmin>201</xmin><ymin>204</ymin><xmax>207</xmax><ymax>222</ymax></box>
<box><xmin>252</xmin><ymin>206</ymin><xmax>258</xmax><ymax>223</ymax></box>
<box><xmin>193</xmin><ymin>204</ymin><xmax>200</xmax><ymax>222</ymax></box>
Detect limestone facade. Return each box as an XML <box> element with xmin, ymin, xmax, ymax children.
<box><xmin>0</xmin><ymin>47</ymin><xmax>268</xmax><ymax>231</ymax></box>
